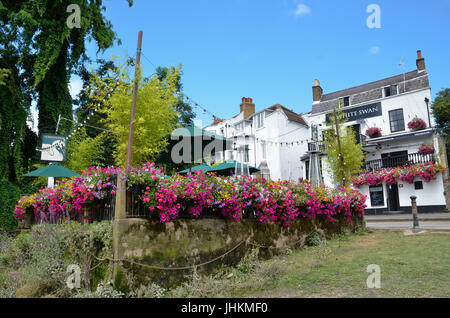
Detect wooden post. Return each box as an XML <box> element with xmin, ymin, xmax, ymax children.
<box><xmin>333</xmin><ymin>108</ymin><xmax>346</xmax><ymax>187</ymax></box>
<box><xmin>125</xmin><ymin>30</ymin><xmax>143</xmax><ymax>172</ymax></box>
<box><xmin>113</xmin><ymin>31</ymin><xmax>143</xmax><ymax>288</ymax></box>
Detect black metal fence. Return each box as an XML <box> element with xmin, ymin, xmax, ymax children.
<box><xmin>363</xmin><ymin>152</ymin><xmax>435</xmax><ymax>172</ymax></box>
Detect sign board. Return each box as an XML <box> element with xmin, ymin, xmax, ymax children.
<box><xmin>40</xmin><ymin>134</ymin><xmax>68</xmax><ymax>162</ymax></box>
<box><xmin>326</xmin><ymin>102</ymin><xmax>382</xmax><ymax>123</ymax></box>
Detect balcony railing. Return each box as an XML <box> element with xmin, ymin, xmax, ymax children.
<box><xmin>308</xmin><ymin>141</ymin><xmax>325</xmax><ymax>152</ymax></box>
<box><xmin>363</xmin><ymin>152</ymin><xmax>435</xmax><ymax>172</ymax></box>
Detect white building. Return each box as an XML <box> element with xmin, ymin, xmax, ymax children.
<box><xmin>305</xmin><ymin>50</ymin><xmax>448</xmax><ymax>214</ymax></box>
<box><xmin>204</xmin><ymin>98</ymin><xmax>309</xmax><ymax>181</ymax></box>
<box><xmin>204</xmin><ymin>50</ymin><xmax>449</xmax><ymax>213</ymax></box>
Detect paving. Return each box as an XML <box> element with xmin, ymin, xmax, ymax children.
<box><xmin>364</xmin><ymin>213</ymin><xmax>450</xmax><ymax>222</ymax></box>
<box><xmin>364</xmin><ymin>212</ymin><xmax>450</xmax><ymax>231</ymax></box>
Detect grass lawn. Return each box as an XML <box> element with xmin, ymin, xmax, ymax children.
<box><xmin>170</xmin><ymin>230</ymin><xmax>450</xmax><ymax>298</ymax></box>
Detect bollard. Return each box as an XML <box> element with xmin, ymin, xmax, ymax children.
<box><xmin>410</xmin><ymin>196</ymin><xmax>420</xmax><ymax>233</ymax></box>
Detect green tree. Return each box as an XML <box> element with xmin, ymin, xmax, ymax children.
<box><xmin>3</xmin><ymin>0</ymin><xmax>133</xmax><ymax>135</ymax></box>
<box><xmin>89</xmin><ymin>61</ymin><xmax>181</xmax><ymax>168</ymax></box>
<box><xmin>322</xmin><ymin>101</ymin><xmax>365</xmax><ymax>187</ymax></box>
<box><xmin>432</xmin><ymin>88</ymin><xmax>450</xmax><ymax>168</ymax></box>
<box><xmin>155</xmin><ymin>66</ymin><xmax>195</xmax><ymax>126</ymax></box>
<box><xmin>66</xmin><ymin>128</ymin><xmax>106</xmax><ymax>173</ymax></box>
<box><xmin>432</xmin><ymin>88</ymin><xmax>450</xmax><ymax>141</ymax></box>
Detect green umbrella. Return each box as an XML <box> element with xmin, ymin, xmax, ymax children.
<box><xmin>169</xmin><ymin>125</ymin><xmax>233</xmax><ymax>163</ymax></box>
<box><xmin>24</xmin><ymin>163</ymin><xmax>79</xmax><ymax>178</ymax></box>
<box><xmin>210</xmin><ymin>160</ymin><xmax>259</xmax><ymax>176</ymax></box>
<box><xmin>178</xmin><ymin>164</ymin><xmax>213</xmax><ymax>174</ymax></box>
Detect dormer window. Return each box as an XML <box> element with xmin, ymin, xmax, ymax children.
<box><xmin>383</xmin><ymin>85</ymin><xmax>398</xmax><ymax>97</ymax></box>
<box><xmin>343</xmin><ymin>96</ymin><xmax>350</xmax><ymax>107</ymax></box>
<box><xmin>339</xmin><ymin>96</ymin><xmax>350</xmax><ymax>107</ymax></box>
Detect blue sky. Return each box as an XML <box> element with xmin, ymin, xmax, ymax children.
<box><xmin>69</xmin><ymin>0</ymin><xmax>450</xmax><ymax>127</ymax></box>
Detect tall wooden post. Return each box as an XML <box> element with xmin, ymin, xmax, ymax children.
<box><xmin>333</xmin><ymin>108</ymin><xmax>346</xmax><ymax>187</ymax></box>
<box><xmin>113</xmin><ymin>31</ymin><xmax>143</xmax><ymax>289</ymax></box>
<box><xmin>125</xmin><ymin>30</ymin><xmax>143</xmax><ymax>172</ymax></box>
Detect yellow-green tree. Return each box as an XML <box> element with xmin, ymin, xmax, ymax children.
<box><xmin>322</xmin><ymin>101</ymin><xmax>364</xmax><ymax>187</ymax></box>
<box><xmin>88</xmin><ymin>60</ymin><xmax>181</xmax><ymax>168</ymax></box>
<box><xmin>66</xmin><ymin>128</ymin><xmax>106</xmax><ymax>173</ymax></box>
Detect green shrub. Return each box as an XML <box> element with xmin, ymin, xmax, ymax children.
<box><xmin>0</xmin><ymin>221</ymin><xmax>114</xmax><ymax>297</ymax></box>
<box><xmin>0</xmin><ymin>180</ymin><xmax>21</xmax><ymax>231</ymax></box>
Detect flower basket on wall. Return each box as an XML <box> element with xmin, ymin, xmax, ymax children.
<box><xmin>408</xmin><ymin>118</ymin><xmax>427</xmax><ymax>131</ymax></box>
<box><xmin>365</xmin><ymin>127</ymin><xmax>382</xmax><ymax>138</ymax></box>
<box><xmin>418</xmin><ymin>143</ymin><xmax>434</xmax><ymax>155</ymax></box>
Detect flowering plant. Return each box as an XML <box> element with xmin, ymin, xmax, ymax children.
<box><xmin>407</xmin><ymin>118</ymin><xmax>427</xmax><ymax>131</ymax></box>
<box><xmin>365</xmin><ymin>127</ymin><xmax>382</xmax><ymax>138</ymax></box>
<box><xmin>352</xmin><ymin>162</ymin><xmax>446</xmax><ymax>187</ymax></box>
<box><xmin>418</xmin><ymin>144</ymin><xmax>434</xmax><ymax>155</ymax></box>
<box><xmin>15</xmin><ymin>163</ymin><xmax>368</xmax><ymax>227</ymax></box>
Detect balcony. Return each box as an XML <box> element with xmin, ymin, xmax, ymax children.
<box><xmin>363</xmin><ymin>152</ymin><xmax>435</xmax><ymax>172</ymax></box>
<box><xmin>308</xmin><ymin>141</ymin><xmax>325</xmax><ymax>152</ymax></box>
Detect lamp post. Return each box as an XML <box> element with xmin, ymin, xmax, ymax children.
<box><xmin>410</xmin><ymin>195</ymin><xmax>420</xmax><ymax>233</ymax></box>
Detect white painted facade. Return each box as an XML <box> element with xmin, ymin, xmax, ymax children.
<box><xmin>204</xmin><ymin>104</ymin><xmax>309</xmax><ymax>181</ymax></box>
<box><xmin>203</xmin><ymin>51</ymin><xmax>448</xmax><ymax>212</ymax></box>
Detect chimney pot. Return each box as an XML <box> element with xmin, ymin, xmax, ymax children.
<box><xmin>416</xmin><ymin>50</ymin><xmax>426</xmax><ymax>71</ymax></box>
<box><xmin>312</xmin><ymin>79</ymin><xmax>323</xmax><ymax>102</ymax></box>
<box><xmin>240</xmin><ymin>97</ymin><xmax>255</xmax><ymax>119</ymax></box>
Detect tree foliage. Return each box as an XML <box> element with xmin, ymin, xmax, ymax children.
<box><xmin>2</xmin><ymin>0</ymin><xmax>133</xmax><ymax>136</ymax></box>
<box><xmin>322</xmin><ymin>101</ymin><xmax>365</xmax><ymax>187</ymax></box>
<box><xmin>66</xmin><ymin>128</ymin><xmax>106</xmax><ymax>173</ymax></box>
<box><xmin>86</xmin><ymin>60</ymin><xmax>181</xmax><ymax>168</ymax></box>
<box><xmin>432</xmin><ymin>88</ymin><xmax>450</xmax><ymax>142</ymax></box>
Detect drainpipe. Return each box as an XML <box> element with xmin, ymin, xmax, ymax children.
<box><xmin>424</xmin><ymin>97</ymin><xmax>432</xmax><ymax>128</ymax></box>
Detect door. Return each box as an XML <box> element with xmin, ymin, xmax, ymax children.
<box><xmin>387</xmin><ymin>183</ymin><xmax>400</xmax><ymax>211</ymax></box>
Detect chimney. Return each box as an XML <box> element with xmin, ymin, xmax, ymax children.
<box><xmin>312</xmin><ymin>79</ymin><xmax>323</xmax><ymax>103</ymax></box>
<box><xmin>416</xmin><ymin>50</ymin><xmax>426</xmax><ymax>71</ymax></box>
<box><xmin>240</xmin><ymin>97</ymin><xmax>255</xmax><ymax>119</ymax></box>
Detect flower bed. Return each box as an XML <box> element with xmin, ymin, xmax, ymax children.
<box><xmin>352</xmin><ymin>162</ymin><xmax>446</xmax><ymax>187</ymax></box>
<box><xmin>15</xmin><ymin>163</ymin><xmax>367</xmax><ymax>227</ymax></box>
<box><xmin>408</xmin><ymin>117</ymin><xmax>427</xmax><ymax>131</ymax></box>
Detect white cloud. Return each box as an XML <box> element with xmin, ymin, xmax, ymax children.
<box><xmin>369</xmin><ymin>46</ymin><xmax>380</xmax><ymax>55</ymax></box>
<box><xmin>69</xmin><ymin>77</ymin><xmax>83</xmax><ymax>100</ymax></box>
<box><xmin>294</xmin><ymin>4</ymin><xmax>311</xmax><ymax>17</ymax></box>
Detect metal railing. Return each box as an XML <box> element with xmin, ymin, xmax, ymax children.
<box><xmin>363</xmin><ymin>152</ymin><xmax>435</xmax><ymax>172</ymax></box>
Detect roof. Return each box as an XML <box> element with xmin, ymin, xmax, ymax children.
<box><xmin>24</xmin><ymin>163</ymin><xmax>79</xmax><ymax>178</ymax></box>
<box><xmin>267</xmin><ymin>104</ymin><xmax>309</xmax><ymax>127</ymax></box>
<box><xmin>312</xmin><ymin>69</ymin><xmax>429</xmax><ymax>114</ymax></box>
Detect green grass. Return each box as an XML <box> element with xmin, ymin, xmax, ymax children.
<box><xmin>168</xmin><ymin>230</ymin><xmax>450</xmax><ymax>298</ymax></box>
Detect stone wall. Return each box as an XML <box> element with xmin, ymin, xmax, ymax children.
<box><xmin>112</xmin><ymin>216</ymin><xmax>364</xmax><ymax>291</ymax></box>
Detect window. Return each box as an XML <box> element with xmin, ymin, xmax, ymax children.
<box><xmin>369</xmin><ymin>186</ymin><xmax>384</xmax><ymax>206</ymax></box>
<box><xmin>244</xmin><ymin>146</ymin><xmax>249</xmax><ymax>162</ymax></box>
<box><xmin>254</xmin><ymin>112</ymin><xmax>265</xmax><ymax>129</ymax></box>
<box><xmin>220</xmin><ymin>128</ymin><xmax>224</xmax><ymax>136</ymax></box>
<box><xmin>389</xmin><ymin>109</ymin><xmax>405</xmax><ymax>133</ymax></box>
<box><xmin>338</xmin><ymin>96</ymin><xmax>350</xmax><ymax>107</ymax></box>
<box><xmin>261</xmin><ymin>143</ymin><xmax>267</xmax><ymax>159</ymax></box>
<box><xmin>343</xmin><ymin>96</ymin><xmax>350</xmax><ymax>107</ymax></box>
<box><xmin>414</xmin><ymin>181</ymin><xmax>424</xmax><ymax>190</ymax></box>
<box><xmin>234</xmin><ymin>122</ymin><xmax>244</xmax><ymax>132</ymax></box>
<box><xmin>311</xmin><ymin>125</ymin><xmax>319</xmax><ymax>141</ymax></box>
<box><xmin>384</xmin><ymin>85</ymin><xmax>398</xmax><ymax>97</ymax></box>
